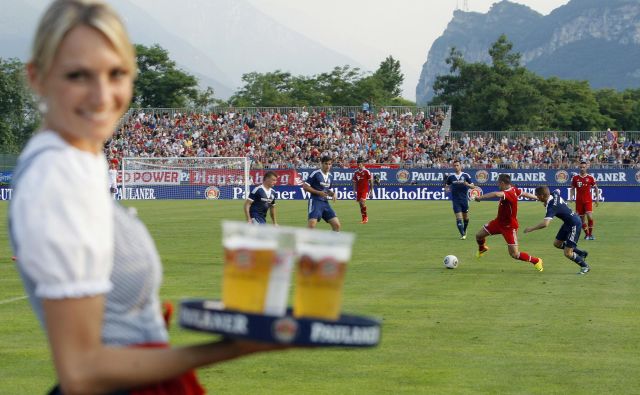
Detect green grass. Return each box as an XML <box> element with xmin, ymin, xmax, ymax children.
<box><xmin>1</xmin><ymin>199</ymin><xmax>639</xmax><ymax>394</ymax></box>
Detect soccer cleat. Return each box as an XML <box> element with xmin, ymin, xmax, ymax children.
<box><xmin>460</xmin><ymin>234</ymin><xmax>467</xmax><ymax>240</ymax></box>
<box><xmin>476</xmin><ymin>246</ymin><xmax>489</xmax><ymax>259</ymax></box>
<box><xmin>360</xmin><ymin>217</ymin><xmax>369</xmax><ymax>224</ymax></box>
<box><xmin>578</xmin><ymin>264</ymin><xmax>591</xmax><ymax>275</ymax></box>
<box><xmin>533</xmin><ymin>259</ymin><xmax>544</xmax><ymax>272</ymax></box>
<box><xmin>589</xmin><ymin>235</ymin><xmax>595</xmax><ymax>240</ymax></box>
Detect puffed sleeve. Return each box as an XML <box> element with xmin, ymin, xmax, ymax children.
<box><xmin>12</xmin><ymin>149</ymin><xmax>114</xmax><ymax>299</ymax></box>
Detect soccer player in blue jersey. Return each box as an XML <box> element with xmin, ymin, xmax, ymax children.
<box><xmin>524</xmin><ymin>186</ymin><xmax>590</xmax><ymax>274</ymax></box>
<box><xmin>444</xmin><ymin>160</ymin><xmax>476</xmax><ymax>239</ymax></box>
<box><xmin>303</xmin><ymin>156</ymin><xmax>341</xmax><ymax>231</ymax></box>
<box><xmin>244</xmin><ymin>171</ymin><xmax>278</xmax><ymax>225</ymax></box>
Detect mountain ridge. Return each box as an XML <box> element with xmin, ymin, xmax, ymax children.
<box><xmin>416</xmin><ymin>0</ymin><xmax>640</xmax><ymax>105</ymax></box>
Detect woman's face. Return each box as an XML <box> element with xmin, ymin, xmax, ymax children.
<box><xmin>30</xmin><ymin>24</ymin><xmax>133</xmax><ymax>153</ymax></box>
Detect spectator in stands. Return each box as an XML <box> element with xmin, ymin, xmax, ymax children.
<box><xmin>107</xmin><ymin>107</ymin><xmax>636</xmax><ymax>170</ymax></box>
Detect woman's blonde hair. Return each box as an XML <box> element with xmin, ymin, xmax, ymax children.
<box><xmin>30</xmin><ymin>0</ymin><xmax>136</xmax><ymax>78</ymax></box>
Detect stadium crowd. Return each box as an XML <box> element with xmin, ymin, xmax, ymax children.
<box><xmin>105</xmin><ymin>109</ymin><xmax>639</xmax><ymax>169</ymax></box>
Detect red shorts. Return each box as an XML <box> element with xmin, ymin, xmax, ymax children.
<box><xmin>575</xmin><ymin>200</ymin><xmax>593</xmax><ymax>215</ymax></box>
<box><xmin>356</xmin><ymin>189</ymin><xmax>370</xmax><ymax>201</ymax></box>
<box><xmin>483</xmin><ymin>219</ymin><xmax>518</xmax><ymax>246</ymax></box>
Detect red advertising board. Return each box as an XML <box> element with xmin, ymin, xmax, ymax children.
<box><xmin>188</xmin><ymin>169</ymin><xmax>300</xmax><ymax>186</ymax></box>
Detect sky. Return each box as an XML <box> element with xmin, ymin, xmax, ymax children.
<box><xmin>247</xmin><ymin>0</ymin><xmax>571</xmax><ymax>100</ymax></box>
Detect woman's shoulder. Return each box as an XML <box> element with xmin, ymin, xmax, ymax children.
<box><xmin>19</xmin><ymin>131</ymin><xmax>108</xmax><ymax>185</ymax></box>
<box><xmin>15</xmin><ymin>131</ymin><xmax>109</xmax><ymax>202</ymax></box>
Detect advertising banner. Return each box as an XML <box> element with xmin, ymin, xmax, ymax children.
<box><xmin>1</xmin><ymin>168</ymin><xmax>638</xmax><ymax>201</ymax></box>
<box><xmin>119</xmin><ymin>170</ymin><xmax>182</xmax><ymax>185</ymax></box>
<box><xmin>2</xmin><ymin>168</ymin><xmax>638</xmax><ymax>187</ymax></box>
<box><xmin>187</xmin><ymin>169</ymin><xmax>299</xmax><ymax>186</ymax></box>
<box><xmin>298</xmin><ymin>168</ymin><xmax>640</xmax><ymax>187</ymax></box>
<box><xmin>4</xmin><ymin>185</ymin><xmax>634</xmax><ymax>202</ymax></box>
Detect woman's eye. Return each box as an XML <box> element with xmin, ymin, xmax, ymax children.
<box><xmin>110</xmin><ymin>68</ymin><xmax>128</xmax><ymax>80</ymax></box>
<box><xmin>66</xmin><ymin>70</ymin><xmax>89</xmax><ymax>81</ymax></box>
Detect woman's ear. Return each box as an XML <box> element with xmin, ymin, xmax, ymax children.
<box><xmin>26</xmin><ymin>62</ymin><xmax>43</xmax><ymax>96</ymax></box>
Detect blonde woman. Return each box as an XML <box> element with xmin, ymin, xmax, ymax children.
<box><xmin>10</xmin><ymin>1</ymin><xmax>285</xmax><ymax>394</ymax></box>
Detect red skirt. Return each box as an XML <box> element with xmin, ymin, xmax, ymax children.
<box><xmin>129</xmin><ymin>342</ymin><xmax>206</xmax><ymax>395</ymax></box>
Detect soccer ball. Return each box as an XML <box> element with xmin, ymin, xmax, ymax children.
<box><xmin>443</xmin><ymin>255</ymin><xmax>458</xmax><ymax>269</ymax></box>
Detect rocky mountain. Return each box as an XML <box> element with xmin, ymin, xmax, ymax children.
<box><xmin>416</xmin><ymin>0</ymin><xmax>640</xmax><ymax>105</ymax></box>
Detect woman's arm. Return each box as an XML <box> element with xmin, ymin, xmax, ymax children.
<box><xmin>44</xmin><ymin>296</ymin><xmax>286</xmax><ymax>394</ymax></box>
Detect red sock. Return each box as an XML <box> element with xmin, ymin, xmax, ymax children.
<box><xmin>477</xmin><ymin>238</ymin><xmax>486</xmax><ymax>251</ymax></box>
<box><xmin>587</xmin><ymin>219</ymin><xmax>594</xmax><ymax>236</ymax></box>
<box><xmin>361</xmin><ymin>205</ymin><xmax>367</xmax><ymax>217</ymax></box>
<box><xmin>518</xmin><ymin>252</ymin><xmax>540</xmax><ymax>264</ymax></box>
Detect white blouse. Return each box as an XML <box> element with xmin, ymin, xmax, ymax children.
<box><xmin>11</xmin><ymin>131</ymin><xmax>168</xmax><ymax>345</ymax></box>
<box><xmin>11</xmin><ymin>131</ymin><xmax>114</xmax><ymax>299</ymax></box>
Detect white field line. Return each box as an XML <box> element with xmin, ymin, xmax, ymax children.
<box><xmin>0</xmin><ymin>295</ymin><xmax>28</xmax><ymax>305</ymax></box>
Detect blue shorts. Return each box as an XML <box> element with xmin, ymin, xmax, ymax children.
<box><xmin>250</xmin><ymin>216</ymin><xmax>267</xmax><ymax>224</ymax></box>
<box><xmin>308</xmin><ymin>199</ymin><xmax>337</xmax><ymax>222</ymax></box>
<box><xmin>452</xmin><ymin>199</ymin><xmax>469</xmax><ymax>214</ymax></box>
<box><xmin>556</xmin><ymin>219</ymin><xmax>582</xmax><ymax>249</ymax></box>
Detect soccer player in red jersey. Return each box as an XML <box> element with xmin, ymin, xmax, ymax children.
<box><xmin>352</xmin><ymin>158</ymin><xmax>374</xmax><ymax>223</ymax></box>
<box><xmin>571</xmin><ymin>161</ymin><xmax>601</xmax><ymax>240</ymax></box>
<box><xmin>473</xmin><ymin>174</ymin><xmax>544</xmax><ymax>271</ymax></box>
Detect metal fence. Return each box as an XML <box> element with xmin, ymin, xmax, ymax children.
<box><xmin>449</xmin><ymin>130</ymin><xmax>640</xmax><ymax>143</ymax></box>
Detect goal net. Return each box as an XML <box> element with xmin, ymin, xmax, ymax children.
<box><xmin>120</xmin><ymin>157</ymin><xmax>250</xmax><ymax>200</ymax></box>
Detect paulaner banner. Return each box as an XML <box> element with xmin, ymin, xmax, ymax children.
<box><xmin>2</xmin><ymin>168</ymin><xmax>638</xmax><ymax>188</ymax></box>
<box><xmin>3</xmin><ymin>185</ymin><xmax>634</xmax><ymax>201</ymax></box>
<box><xmin>297</xmin><ymin>168</ymin><xmax>640</xmax><ymax>187</ymax></box>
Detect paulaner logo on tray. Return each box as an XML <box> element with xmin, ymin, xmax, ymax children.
<box><xmin>272</xmin><ymin>317</ymin><xmax>298</xmax><ymax>343</ymax></box>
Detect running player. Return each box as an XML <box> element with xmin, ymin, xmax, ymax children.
<box><xmin>571</xmin><ymin>161</ymin><xmax>600</xmax><ymax>240</ymax></box>
<box><xmin>244</xmin><ymin>171</ymin><xmax>278</xmax><ymax>225</ymax></box>
<box><xmin>303</xmin><ymin>156</ymin><xmax>341</xmax><ymax>231</ymax></box>
<box><xmin>444</xmin><ymin>160</ymin><xmax>476</xmax><ymax>239</ymax></box>
<box><xmin>524</xmin><ymin>186</ymin><xmax>590</xmax><ymax>274</ymax></box>
<box><xmin>473</xmin><ymin>174</ymin><xmax>544</xmax><ymax>271</ymax></box>
<box><xmin>352</xmin><ymin>158</ymin><xmax>374</xmax><ymax>224</ymax></box>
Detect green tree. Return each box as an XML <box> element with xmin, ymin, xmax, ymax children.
<box><xmin>190</xmin><ymin>86</ymin><xmax>226</xmax><ymax>111</ymax></box>
<box><xmin>316</xmin><ymin>66</ymin><xmax>363</xmax><ymax>106</ymax></box>
<box><xmin>228</xmin><ymin>58</ymin><xmax>414</xmax><ymax>107</ymax></box>
<box><xmin>230</xmin><ymin>70</ymin><xmax>295</xmax><ymax>107</ymax></box>
<box><xmin>535</xmin><ymin>77</ymin><xmax>612</xmax><ymax>130</ymax></box>
<box><xmin>0</xmin><ymin>58</ymin><xmax>38</xmax><ymax>153</ymax></box>
<box><xmin>595</xmin><ymin>88</ymin><xmax>640</xmax><ymax>130</ymax></box>
<box><xmin>372</xmin><ymin>55</ymin><xmax>404</xmax><ymax>99</ymax></box>
<box><xmin>134</xmin><ymin>44</ymin><xmax>198</xmax><ymax>108</ymax></box>
<box><xmin>431</xmin><ymin>35</ymin><xmax>614</xmax><ymax>131</ymax></box>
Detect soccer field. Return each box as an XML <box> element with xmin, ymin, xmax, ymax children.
<box><xmin>1</xmin><ymin>200</ymin><xmax>638</xmax><ymax>394</ymax></box>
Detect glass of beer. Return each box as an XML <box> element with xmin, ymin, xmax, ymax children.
<box><xmin>221</xmin><ymin>221</ymin><xmax>293</xmax><ymax>315</ymax></box>
<box><xmin>293</xmin><ymin>229</ymin><xmax>355</xmax><ymax>320</ymax></box>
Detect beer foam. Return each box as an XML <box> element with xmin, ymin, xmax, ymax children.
<box><xmin>296</xmin><ymin>244</ymin><xmax>352</xmax><ymax>262</ymax></box>
<box><xmin>223</xmin><ymin>236</ymin><xmax>277</xmax><ymax>250</ymax></box>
